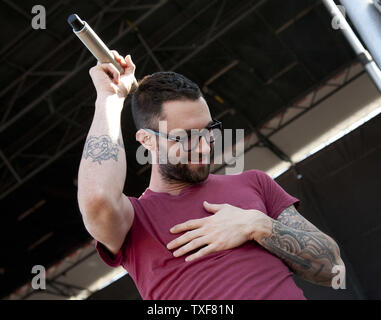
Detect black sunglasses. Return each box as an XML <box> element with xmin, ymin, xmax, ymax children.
<box><xmin>144</xmin><ymin>119</ymin><xmax>223</xmax><ymax>152</ymax></box>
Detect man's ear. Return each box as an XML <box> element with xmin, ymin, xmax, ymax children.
<box><xmin>136</xmin><ymin>129</ymin><xmax>154</xmax><ymax>150</ymax></box>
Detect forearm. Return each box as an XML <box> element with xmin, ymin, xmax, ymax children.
<box><xmin>254</xmin><ymin>215</ymin><xmax>344</xmax><ymax>286</ymax></box>
<box><xmin>77</xmin><ymin>95</ymin><xmax>126</xmax><ymax>213</ymax></box>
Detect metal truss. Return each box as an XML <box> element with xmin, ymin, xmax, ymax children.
<box><xmin>1</xmin><ymin>0</ymin><xmax>67</xmax><ymax>51</ymax></box>
<box><xmin>0</xmin><ymin>0</ymin><xmax>164</xmax><ymax>130</ymax></box>
<box><xmin>0</xmin><ymin>0</ymin><xmax>167</xmax><ymax>198</ymax></box>
<box><xmin>0</xmin><ymin>0</ymin><xmax>268</xmax><ymax>199</ymax></box>
<box><xmin>0</xmin><ymin>0</ymin><xmax>364</xmax><ymax>201</ymax></box>
<box><xmin>0</xmin><ymin>0</ymin><xmax>362</xmax><ymax>200</ymax></box>
<box><xmin>210</xmin><ymin>59</ymin><xmax>366</xmax><ymax>174</ymax></box>
<box><xmin>6</xmin><ymin>243</ymin><xmax>98</xmax><ymax>300</ymax></box>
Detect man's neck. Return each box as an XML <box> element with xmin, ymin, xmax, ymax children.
<box><xmin>148</xmin><ymin>166</ymin><xmax>192</xmax><ymax>196</ymax></box>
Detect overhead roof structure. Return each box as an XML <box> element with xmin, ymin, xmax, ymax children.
<box><xmin>2</xmin><ymin>0</ymin><xmax>378</xmax><ymax>299</ymax></box>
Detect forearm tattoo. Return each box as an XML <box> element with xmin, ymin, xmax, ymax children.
<box><xmin>276</xmin><ymin>205</ymin><xmax>321</xmax><ymax>233</ymax></box>
<box><xmin>82</xmin><ymin>135</ymin><xmax>124</xmax><ymax>164</ymax></box>
<box><xmin>258</xmin><ymin>205</ymin><xmax>341</xmax><ymax>286</ymax></box>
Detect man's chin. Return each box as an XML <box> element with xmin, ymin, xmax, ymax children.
<box><xmin>189</xmin><ymin>162</ymin><xmax>208</xmax><ymax>167</ymax></box>
<box><xmin>159</xmin><ymin>160</ymin><xmax>210</xmax><ymax>184</ymax></box>
<box><xmin>188</xmin><ymin>163</ymin><xmax>210</xmax><ymax>181</ymax></box>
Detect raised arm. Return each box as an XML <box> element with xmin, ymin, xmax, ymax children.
<box><xmin>77</xmin><ymin>51</ymin><xmax>136</xmax><ymax>255</ymax></box>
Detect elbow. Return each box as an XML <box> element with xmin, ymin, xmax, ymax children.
<box><xmin>331</xmin><ymin>242</ymin><xmax>346</xmax><ymax>281</ymax></box>
<box><xmin>314</xmin><ymin>257</ymin><xmax>346</xmax><ymax>288</ymax></box>
<box><xmin>330</xmin><ymin>257</ymin><xmax>346</xmax><ymax>289</ymax></box>
<box><xmin>77</xmin><ymin>189</ymin><xmax>114</xmax><ymax>219</ymax></box>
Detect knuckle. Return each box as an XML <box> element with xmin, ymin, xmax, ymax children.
<box><xmin>194</xmin><ymin>238</ymin><xmax>204</xmax><ymax>247</ymax></box>
<box><xmin>196</xmin><ymin>248</ymin><xmax>204</xmax><ymax>256</ymax></box>
<box><xmin>203</xmin><ymin>246</ymin><xmax>212</xmax><ymax>253</ymax></box>
<box><xmin>188</xmin><ymin>240</ymin><xmax>197</xmax><ymax>249</ymax></box>
<box><xmin>202</xmin><ymin>225</ymin><xmax>211</xmax><ymax>233</ymax></box>
<box><xmin>175</xmin><ymin>239</ymin><xmax>184</xmax><ymax>247</ymax></box>
<box><xmin>214</xmin><ymin>240</ymin><xmax>223</xmax><ymax>248</ymax></box>
<box><xmin>208</xmin><ymin>246</ymin><xmax>217</xmax><ymax>254</ymax></box>
<box><xmin>193</xmin><ymin>253</ymin><xmax>201</xmax><ymax>260</ymax></box>
<box><xmin>192</xmin><ymin>239</ymin><xmax>200</xmax><ymax>246</ymax></box>
<box><xmin>186</xmin><ymin>220</ymin><xmax>194</xmax><ymax>228</ymax></box>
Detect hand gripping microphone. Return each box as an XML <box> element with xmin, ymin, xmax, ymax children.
<box><xmin>67</xmin><ymin>13</ymin><xmax>138</xmax><ymax>91</ymax></box>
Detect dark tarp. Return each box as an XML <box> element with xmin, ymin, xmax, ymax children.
<box><xmin>278</xmin><ymin>111</ymin><xmax>381</xmax><ymax>299</ymax></box>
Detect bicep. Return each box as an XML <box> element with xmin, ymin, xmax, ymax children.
<box><xmin>276</xmin><ymin>205</ymin><xmax>321</xmax><ymax>233</ymax></box>
<box><xmin>83</xmin><ymin>194</ymin><xmax>134</xmax><ymax>255</ymax></box>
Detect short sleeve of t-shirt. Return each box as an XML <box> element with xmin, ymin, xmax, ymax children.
<box><xmin>95</xmin><ymin>240</ymin><xmax>126</xmax><ymax>267</ymax></box>
<box><xmin>250</xmin><ymin>169</ymin><xmax>300</xmax><ymax>220</ymax></box>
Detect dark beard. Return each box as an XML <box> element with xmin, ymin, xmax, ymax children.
<box><xmin>159</xmin><ymin>161</ymin><xmax>211</xmax><ymax>184</ymax></box>
<box><xmin>158</xmin><ymin>148</ymin><xmax>213</xmax><ymax>184</ymax></box>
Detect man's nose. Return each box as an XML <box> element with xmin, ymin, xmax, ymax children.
<box><xmin>198</xmin><ymin>135</ymin><xmax>211</xmax><ymax>154</ymax></box>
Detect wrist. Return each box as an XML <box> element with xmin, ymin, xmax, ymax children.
<box><xmin>96</xmin><ymin>94</ymin><xmax>125</xmax><ymax>109</ymax></box>
<box><xmin>245</xmin><ymin>210</ymin><xmax>273</xmax><ymax>242</ymax></box>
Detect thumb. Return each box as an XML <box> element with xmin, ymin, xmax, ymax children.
<box><xmin>203</xmin><ymin>201</ymin><xmax>224</xmax><ymax>213</ymax></box>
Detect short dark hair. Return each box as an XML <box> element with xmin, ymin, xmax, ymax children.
<box><xmin>131</xmin><ymin>71</ymin><xmax>202</xmax><ymax>131</ymax></box>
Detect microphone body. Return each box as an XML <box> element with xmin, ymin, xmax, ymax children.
<box><xmin>67</xmin><ymin>14</ymin><xmax>125</xmax><ymax>74</ymax></box>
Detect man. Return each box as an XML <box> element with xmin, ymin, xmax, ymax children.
<box><xmin>77</xmin><ymin>51</ymin><xmax>345</xmax><ymax>300</ymax></box>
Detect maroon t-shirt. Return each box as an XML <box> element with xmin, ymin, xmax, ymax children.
<box><xmin>95</xmin><ymin>169</ymin><xmax>306</xmax><ymax>300</ymax></box>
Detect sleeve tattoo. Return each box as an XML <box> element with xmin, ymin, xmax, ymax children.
<box><xmin>258</xmin><ymin>205</ymin><xmax>342</xmax><ymax>286</ymax></box>
<box><xmin>82</xmin><ymin>135</ymin><xmax>124</xmax><ymax>164</ymax></box>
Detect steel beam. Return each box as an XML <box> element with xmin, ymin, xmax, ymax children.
<box><xmin>211</xmin><ymin>60</ymin><xmax>365</xmax><ymax>174</ymax></box>
<box><xmin>0</xmin><ymin>150</ymin><xmax>21</xmax><ymax>183</ymax></box>
<box><xmin>322</xmin><ymin>0</ymin><xmax>381</xmax><ymax>93</ymax></box>
<box><xmin>0</xmin><ymin>0</ymin><xmax>166</xmax><ymax>132</ymax></box>
<box><xmin>170</xmin><ymin>0</ymin><xmax>268</xmax><ymax>71</ymax></box>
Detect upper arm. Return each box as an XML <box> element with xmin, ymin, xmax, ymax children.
<box><xmin>276</xmin><ymin>205</ymin><xmax>322</xmax><ymax>233</ymax></box>
<box><xmin>81</xmin><ymin>194</ymin><xmax>134</xmax><ymax>255</ymax></box>
<box><xmin>250</xmin><ymin>169</ymin><xmax>301</xmax><ymax>220</ymax></box>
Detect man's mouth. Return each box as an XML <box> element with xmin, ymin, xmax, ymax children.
<box><xmin>190</xmin><ymin>158</ymin><xmax>209</xmax><ymax>165</ymax></box>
